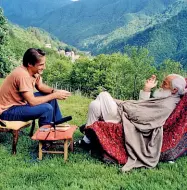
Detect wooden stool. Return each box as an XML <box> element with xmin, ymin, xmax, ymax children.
<box><xmin>0</xmin><ymin>120</ymin><xmax>32</xmax><ymax>154</ymax></box>
<box><xmin>32</xmin><ymin>125</ymin><xmax>77</xmax><ymax>161</ymax></box>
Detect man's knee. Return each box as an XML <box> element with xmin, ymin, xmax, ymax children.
<box><xmin>98</xmin><ymin>91</ymin><xmax>109</xmax><ymax>97</ymax></box>
<box><xmin>89</xmin><ymin>100</ymin><xmax>100</xmax><ymax>111</ymax></box>
<box><xmin>40</xmin><ymin>103</ymin><xmax>53</xmax><ymax>113</ymax></box>
<box><xmin>88</xmin><ymin>100</ymin><xmax>101</xmax><ymax>119</ymax></box>
<box><xmin>97</xmin><ymin>91</ymin><xmax>113</xmax><ymax>100</ymax></box>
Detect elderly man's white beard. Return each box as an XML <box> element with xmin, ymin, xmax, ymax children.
<box><xmin>153</xmin><ymin>88</ymin><xmax>172</xmax><ymax>98</ymax></box>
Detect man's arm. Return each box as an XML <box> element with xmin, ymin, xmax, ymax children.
<box><xmin>139</xmin><ymin>75</ymin><xmax>158</xmax><ymax>100</ymax></box>
<box><xmin>139</xmin><ymin>90</ymin><xmax>151</xmax><ymax>100</ymax></box>
<box><xmin>36</xmin><ymin>80</ymin><xmax>71</xmax><ymax>98</ymax></box>
<box><xmin>35</xmin><ymin>82</ymin><xmax>54</xmax><ymax>94</ymax></box>
<box><xmin>22</xmin><ymin>90</ymin><xmax>71</xmax><ymax>106</ymax></box>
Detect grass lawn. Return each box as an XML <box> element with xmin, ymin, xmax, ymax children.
<box><xmin>0</xmin><ymin>78</ymin><xmax>187</xmax><ymax>189</ymax></box>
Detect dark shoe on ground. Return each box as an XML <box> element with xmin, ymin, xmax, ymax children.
<box><xmin>74</xmin><ymin>139</ymin><xmax>91</xmax><ymax>151</ymax></box>
<box><xmin>42</xmin><ymin>141</ymin><xmax>52</xmax><ymax>151</ymax></box>
<box><xmin>79</xmin><ymin>124</ymin><xmax>86</xmax><ymax>134</ymax></box>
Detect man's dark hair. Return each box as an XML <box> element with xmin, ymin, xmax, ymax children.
<box><xmin>23</xmin><ymin>48</ymin><xmax>46</xmax><ymax>67</ymax></box>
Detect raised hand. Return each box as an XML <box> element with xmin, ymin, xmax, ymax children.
<box><xmin>144</xmin><ymin>75</ymin><xmax>158</xmax><ymax>92</ymax></box>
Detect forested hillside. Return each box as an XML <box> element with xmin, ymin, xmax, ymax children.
<box><xmin>126</xmin><ymin>9</ymin><xmax>187</xmax><ymax>67</ymax></box>
<box><xmin>83</xmin><ymin>0</ymin><xmax>186</xmax><ymax>54</ymax></box>
<box><xmin>8</xmin><ymin>24</ymin><xmax>68</xmax><ymax>60</ymax></box>
<box><xmin>0</xmin><ymin>0</ymin><xmax>71</xmax><ymax>25</ymax></box>
<box><xmin>0</xmin><ymin>0</ymin><xmax>177</xmax><ymax>48</ymax></box>
<box><xmin>0</xmin><ymin>8</ymin><xmax>71</xmax><ymax>78</ymax></box>
<box><xmin>1</xmin><ymin>0</ymin><xmax>186</xmax><ymax>66</ymax></box>
<box><xmin>1</xmin><ymin>6</ymin><xmax>187</xmax><ymax>101</ymax></box>
<box><xmin>34</xmin><ymin>0</ymin><xmax>176</xmax><ymax>48</ymax></box>
<box><xmin>99</xmin><ymin>7</ymin><xmax>187</xmax><ymax>67</ymax></box>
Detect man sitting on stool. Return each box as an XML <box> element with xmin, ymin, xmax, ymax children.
<box><xmin>0</xmin><ymin>48</ymin><xmax>71</xmax><ymax>129</ymax></box>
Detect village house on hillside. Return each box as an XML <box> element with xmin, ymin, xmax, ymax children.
<box><xmin>58</xmin><ymin>49</ymin><xmax>80</xmax><ymax>62</ymax></box>
<box><xmin>45</xmin><ymin>43</ymin><xmax>80</xmax><ymax>62</ymax></box>
<box><xmin>45</xmin><ymin>43</ymin><xmax>52</xmax><ymax>48</ymax></box>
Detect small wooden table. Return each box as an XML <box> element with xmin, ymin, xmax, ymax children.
<box><xmin>32</xmin><ymin>125</ymin><xmax>77</xmax><ymax>161</ymax></box>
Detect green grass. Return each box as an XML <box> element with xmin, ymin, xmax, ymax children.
<box><xmin>0</xmin><ymin>83</ymin><xmax>187</xmax><ymax>189</ymax></box>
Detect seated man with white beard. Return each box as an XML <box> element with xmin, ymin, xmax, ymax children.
<box><xmin>80</xmin><ymin>74</ymin><xmax>186</xmax><ymax>171</ymax></box>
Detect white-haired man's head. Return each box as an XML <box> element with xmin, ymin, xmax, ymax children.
<box><xmin>169</xmin><ymin>74</ymin><xmax>186</xmax><ymax>95</ymax></box>
<box><xmin>153</xmin><ymin>74</ymin><xmax>186</xmax><ymax>98</ymax></box>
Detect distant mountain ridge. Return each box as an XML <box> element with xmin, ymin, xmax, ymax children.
<box><xmin>126</xmin><ymin>8</ymin><xmax>187</xmax><ymax>66</ymax></box>
<box><xmin>33</xmin><ymin>0</ymin><xmax>176</xmax><ymax>47</ymax></box>
<box><xmin>88</xmin><ymin>0</ymin><xmax>187</xmax><ymax>54</ymax></box>
<box><xmin>0</xmin><ymin>0</ymin><xmax>177</xmax><ymax>46</ymax></box>
<box><xmin>7</xmin><ymin>23</ymin><xmax>68</xmax><ymax>62</ymax></box>
<box><xmin>1</xmin><ymin>0</ymin><xmax>187</xmax><ymax>66</ymax></box>
<box><xmin>0</xmin><ymin>0</ymin><xmax>71</xmax><ymax>25</ymax></box>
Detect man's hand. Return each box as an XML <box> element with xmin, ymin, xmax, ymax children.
<box><xmin>53</xmin><ymin>90</ymin><xmax>71</xmax><ymax>100</ymax></box>
<box><xmin>22</xmin><ymin>90</ymin><xmax>71</xmax><ymax>106</ymax></box>
<box><xmin>143</xmin><ymin>75</ymin><xmax>158</xmax><ymax>92</ymax></box>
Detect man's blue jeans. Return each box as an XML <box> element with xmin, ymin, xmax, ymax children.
<box><xmin>0</xmin><ymin>92</ymin><xmax>62</xmax><ymax>127</ymax></box>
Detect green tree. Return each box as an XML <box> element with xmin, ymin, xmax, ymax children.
<box><xmin>70</xmin><ymin>47</ymin><xmax>157</xmax><ymax>100</ymax></box>
<box><xmin>120</xmin><ymin>46</ymin><xmax>156</xmax><ymax>99</ymax></box>
<box><xmin>157</xmin><ymin>59</ymin><xmax>187</xmax><ymax>86</ymax></box>
<box><xmin>0</xmin><ymin>8</ymin><xmax>7</xmax><ymax>46</ymax></box>
<box><xmin>43</xmin><ymin>54</ymin><xmax>72</xmax><ymax>90</ymax></box>
<box><xmin>0</xmin><ymin>8</ymin><xmax>12</xmax><ymax>77</ymax></box>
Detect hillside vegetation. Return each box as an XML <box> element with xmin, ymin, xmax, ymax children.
<box><xmin>34</xmin><ymin>0</ymin><xmax>176</xmax><ymax>48</ymax></box>
<box><xmin>97</xmin><ymin>5</ymin><xmax>187</xmax><ymax>66</ymax></box>
<box><xmin>0</xmin><ymin>8</ymin><xmax>187</xmax><ymax>101</ymax></box>
<box><xmin>0</xmin><ymin>0</ymin><xmax>177</xmax><ymax>48</ymax></box>
<box><xmin>83</xmin><ymin>1</ymin><xmax>186</xmax><ymax>54</ymax></box>
<box><xmin>0</xmin><ymin>8</ymin><xmax>76</xmax><ymax>78</ymax></box>
<box><xmin>1</xmin><ymin>0</ymin><xmax>187</xmax><ymax>66</ymax></box>
<box><xmin>0</xmin><ymin>0</ymin><xmax>71</xmax><ymax>25</ymax></box>
<box><xmin>8</xmin><ymin>24</ymin><xmax>67</xmax><ymax>60</ymax></box>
